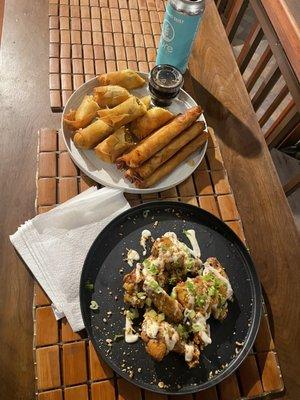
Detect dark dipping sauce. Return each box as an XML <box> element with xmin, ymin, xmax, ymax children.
<box><xmin>149</xmin><ymin>64</ymin><xmax>183</xmax><ymax>107</ymax></box>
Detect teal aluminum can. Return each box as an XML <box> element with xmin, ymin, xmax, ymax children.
<box><xmin>156</xmin><ymin>0</ymin><xmax>205</xmax><ymax>73</ymax></box>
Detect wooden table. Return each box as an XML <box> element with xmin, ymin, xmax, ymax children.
<box><xmin>0</xmin><ymin>0</ymin><xmax>299</xmax><ymax>399</ymax></box>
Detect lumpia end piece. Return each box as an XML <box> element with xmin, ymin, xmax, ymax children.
<box><xmin>64</xmin><ymin>95</ymin><xmax>100</xmax><ymax>130</ymax></box>
<box><xmin>97</xmin><ymin>69</ymin><xmax>146</xmax><ymax>90</ymax></box>
<box><xmin>127</xmin><ymin>121</ymin><xmax>205</xmax><ymax>181</ymax></box>
<box><xmin>135</xmin><ymin>130</ymin><xmax>209</xmax><ymax>188</ymax></box>
<box><xmin>97</xmin><ymin>96</ymin><xmax>147</xmax><ymax>128</ymax></box>
<box><xmin>130</xmin><ymin>107</ymin><xmax>174</xmax><ymax>140</ymax></box>
<box><xmin>140</xmin><ymin>95</ymin><xmax>151</xmax><ymax>110</ymax></box>
<box><xmin>93</xmin><ymin>85</ymin><xmax>131</xmax><ymax>108</ymax></box>
<box><xmin>116</xmin><ymin>105</ymin><xmax>202</xmax><ymax>169</ymax></box>
<box><xmin>143</xmin><ymin>276</ymin><xmax>183</xmax><ymax>323</ymax></box>
<box><xmin>73</xmin><ymin>118</ymin><xmax>114</xmax><ymax>149</ymax></box>
<box><xmin>94</xmin><ymin>126</ymin><xmax>136</xmax><ymax>163</ymax></box>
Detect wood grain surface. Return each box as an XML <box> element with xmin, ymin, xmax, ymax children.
<box><xmin>0</xmin><ymin>1</ymin><xmax>60</xmax><ymax>399</ymax></box>
<box><xmin>189</xmin><ymin>1</ymin><xmax>300</xmax><ymax>398</ymax></box>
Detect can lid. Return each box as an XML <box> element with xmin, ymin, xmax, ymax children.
<box><xmin>149</xmin><ymin>64</ymin><xmax>183</xmax><ymax>94</ymax></box>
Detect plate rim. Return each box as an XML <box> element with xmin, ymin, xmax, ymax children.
<box><xmin>61</xmin><ymin>73</ymin><xmax>208</xmax><ymax>194</ymax></box>
<box><xmin>79</xmin><ymin>201</ymin><xmax>262</xmax><ymax>395</ymax></box>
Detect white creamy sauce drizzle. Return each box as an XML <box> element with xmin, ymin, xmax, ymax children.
<box><xmin>200</xmin><ymin>323</ymin><xmax>212</xmax><ymax>345</ymax></box>
<box><xmin>126</xmin><ymin>249</ymin><xmax>140</xmax><ymax>267</ymax></box>
<box><xmin>135</xmin><ymin>263</ymin><xmax>142</xmax><ymax>281</ymax></box>
<box><xmin>144</xmin><ymin>318</ymin><xmax>159</xmax><ymax>339</ymax></box>
<box><xmin>125</xmin><ymin>315</ymin><xmax>139</xmax><ymax>343</ymax></box>
<box><xmin>185</xmin><ymin>229</ymin><xmax>201</xmax><ymax>258</ymax></box>
<box><xmin>140</xmin><ymin>229</ymin><xmax>152</xmax><ymax>256</ymax></box>
<box><xmin>163</xmin><ymin>231</ymin><xmax>177</xmax><ymax>241</ymax></box>
<box><xmin>184</xmin><ymin>343</ymin><xmax>195</xmax><ymax>362</ymax></box>
<box><xmin>203</xmin><ymin>263</ymin><xmax>233</xmax><ymax>299</ymax></box>
<box><xmin>162</xmin><ymin>324</ymin><xmax>179</xmax><ymax>351</ymax></box>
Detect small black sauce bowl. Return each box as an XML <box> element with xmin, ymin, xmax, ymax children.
<box><xmin>148</xmin><ymin>64</ymin><xmax>184</xmax><ymax>107</ymax></box>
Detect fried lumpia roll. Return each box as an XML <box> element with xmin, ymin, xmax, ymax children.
<box><xmin>93</xmin><ymin>85</ymin><xmax>131</xmax><ymax>108</ymax></box>
<box><xmin>135</xmin><ymin>131</ymin><xmax>209</xmax><ymax>188</ymax></box>
<box><xmin>94</xmin><ymin>127</ymin><xmax>136</xmax><ymax>163</ymax></box>
<box><xmin>130</xmin><ymin>107</ymin><xmax>174</xmax><ymax>140</ymax></box>
<box><xmin>116</xmin><ymin>106</ymin><xmax>202</xmax><ymax>169</ymax></box>
<box><xmin>140</xmin><ymin>95</ymin><xmax>151</xmax><ymax>110</ymax></box>
<box><xmin>64</xmin><ymin>95</ymin><xmax>100</xmax><ymax>130</ymax></box>
<box><xmin>97</xmin><ymin>96</ymin><xmax>147</xmax><ymax>128</ymax></box>
<box><xmin>97</xmin><ymin>69</ymin><xmax>145</xmax><ymax>90</ymax></box>
<box><xmin>126</xmin><ymin>121</ymin><xmax>205</xmax><ymax>181</ymax></box>
<box><xmin>73</xmin><ymin>118</ymin><xmax>114</xmax><ymax>149</ymax></box>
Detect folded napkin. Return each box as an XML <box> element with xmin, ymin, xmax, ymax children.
<box><xmin>10</xmin><ymin>187</ymin><xmax>130</xmax><ymax>331</ymax></box>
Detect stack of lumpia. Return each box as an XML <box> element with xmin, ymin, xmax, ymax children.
<box><xmin>117</xmin><ymin>106</ymin><xmax>208</xmax><ymax>188</ymax></box>
<box><xmin>63</xmin><ymin>69</ymin><xmax>208</xmax><ymax>188</ymax></box>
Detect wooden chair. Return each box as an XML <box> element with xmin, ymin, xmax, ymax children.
<box><xmin>215</xmin><ymin>0</ymin><xmax>300</xmax><ymax>197</ymax></box>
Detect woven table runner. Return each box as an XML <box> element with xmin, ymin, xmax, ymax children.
<box><xmin>33</xmin><ymin>126</ymin><xmax>284</xmax><ymax>400</ymax></box>
<box><xmin>49</xmin><ymin>0</ymin><xmax>165</xmax><ymax>111</ymax></box>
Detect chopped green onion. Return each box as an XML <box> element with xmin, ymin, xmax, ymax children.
<box><xmin>192</xmin><ymin>323</ymin><xmax>202</xmax><ymax>333</ymax></box>
<box><xmin>113</xmin><ymin>334</ymin><xmax>124</xmax><ymax>341</ymax></box>
<box><xmin>145</xmin><ymin>298</ymin><xmax>152</xmax><ymax>307</ymax></box>
<box><xmin>128</xmin><ymin>308</ymin><xmax>139</xmax><ymax>319</ymax></box>
<box><xmin>148</xmin><ymin>279</ymin><xmax>163</xmax><ymax>294</ymax></box>
<box><xmin>137</xmin><ymin>292</ymin><xmax>146</xmax><ymax>299</ymax></box>
<box><xmin>143</xmin><ymin>210</ymin><xmax>150</xmax><ymax>218</ymax></box>
<box><xmin>186</xmin><ymin>280</ymin><xmax>195</xmax><ymax>294</ymax></box>
<box><xmin>85</xmin><ymin>281</ymin><xmax>94</xmax><ymax>291</ymax></box>
<box><xmin>89</xmin><ymin>300</ymin><xmax>99</xmax><ymax>310</ymax></box>
<box><xmin>157</xmin><ymin>313</ymin><xmax>165</xmax><ymax>322</ymax></box>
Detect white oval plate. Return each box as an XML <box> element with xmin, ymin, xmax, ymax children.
<box><xmin>61</xmin><ymin>73</ymin><xmax>207</xmax><ymax>194</ymax></box>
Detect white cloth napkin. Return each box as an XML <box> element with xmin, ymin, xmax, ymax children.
<box><xmin>10</xmin><ymin>187</ymin><xmax>130</xmax><ymax>332</ymax></box>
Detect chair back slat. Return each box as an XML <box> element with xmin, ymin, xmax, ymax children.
<box><xmin>245</xmin><ymin>45</ymin><xmax>272</xmax><ymax>92</ymax></box>
<box><xmin>216</xmin><ymin>0</ymin><xmax>299</xmax><ymax>151</ymax></box>
<box><xmin>252</xmin><ymin>64</ymin><xmax>281</xmax><ymax>111</ymax></box>
<box><xmin>265</xmin><ymin>101</ymin><xmax>299</xmax><ymax>148</ymax></box>
<box><xmin>280</xmin><ymin>121</ymin><xmax>300</xmax><ymax>149</ymax></box>
<box><xmin>259</xmin><ymin>85</ymin><xmax>289</xmax><ymax>127</ymax></box>
<box><xmin>237</xmin><ymin>22</ymin><xmax>264</xmax><ymax>74</ymax></box>
<box><xmin>225</xmin><ymin>0</ymin><xmax>249</xmax><ymax>43</ymax></box>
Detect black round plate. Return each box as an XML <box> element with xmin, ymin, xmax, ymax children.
<box><xmin>80</xmin><ymin>201</ymin><xmax>262</xmax><ymax>395</ymax></box>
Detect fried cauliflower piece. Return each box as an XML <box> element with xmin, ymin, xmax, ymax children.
<box><xmin>141</xmin><ymin>310</ymin><xmax>200</xmax><ymax>367</ymax></box>
<box><xmin>146</xmin><ymin>232</ymin><xmax>202</xmax><ymax>287</ymax></box>
<box><xmin>174</xmin><ymin>276</ymin><xmax>212</xmax><ymax>316</ymax></box>
<box><xmin>202</xmin><ymin>257</ymin><xmax>233</xmax><ymax>321</ymax></box>
<box><xmin>123</xmin><ymin>264</ymin><xmax>145</xmax><ymax>308</ymax></box>
<box><xmin>143</xmin><ymin>276</ymin><xmax>183</xmax><ymax>323</ymax></box>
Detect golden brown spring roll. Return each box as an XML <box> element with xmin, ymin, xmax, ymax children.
<box><xmin>94</xmin><ymin>127</ymin><xmax>136</xmax><ymax>163</ymax></box>
<box><xmin>73</xmin><ymin>118</ymin><xmax>114</xmax><ymax>149</ymax></box>
<box><xmin>97</xmin><ymin>96</ymin><xmax>147</xmax><ymax>128</ymax></box>
<box><xmin>135</xmin><ymin>131</ymin><xmax>209</xmax><ymax>188</ymax></box>
<box><xmin>126</xmin><ymin>121</ymin><xmax>205</xmax><ymax>181</ymax></box>
<box><xmin>130</xmin><ymin>107</ymin><xmax>174</xmax><ymax>140</ymax></box>
<box><xmin>140</xmin><ymin>95</ymin><xmax>151</xmax><ymax>110</ymax></box>
<box><xmin>116</xmin><ymin>106</ymin><xmax>202</xmax><ymax>169</ymax></box>
<box><xmin>97</xmin><ymin>69</ymin><xmax>145</xmax><ymax>90</ymax></box>
<box><xmin>64</xmin><ymin>95</ymin><xmax>99</xmax><ymax>130</ymax></box>
<box><xmin>93</xmin><ymin>85</ymin><xmax>131</xmax><ymax>108</ymax></box>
